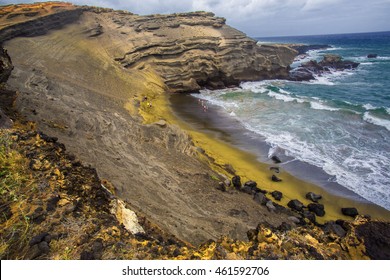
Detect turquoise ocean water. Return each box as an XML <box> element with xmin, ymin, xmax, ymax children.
<box><xmin>194</xmin><ymin>31</ymin><xmax>390</xmax><ymax>210</ymax></box>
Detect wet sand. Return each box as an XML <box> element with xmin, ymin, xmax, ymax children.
<box><xmin>169</xmin><ymin>92</ymin><xmax>390</xmax><ymax>223</ymax></box>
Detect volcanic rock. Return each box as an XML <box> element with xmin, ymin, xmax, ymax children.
<box><xmin>271</xmin><ymin>175</ymin><xmax>282</xmax><ymax>182</ymax></box>
<box><xmin>308</xmin><ymin>203</ymin><xmax>325</xmax><ymax>217</ymax></box>
<box><xmin>271</xmin><ymin>190</ymin><xmax>283</xmax><ymax>201</ymax></box>
<box><xmin>287</xmin><ymin>199</ymin><xmax>305</xmax><ymax>212</ymax></box>
<box><xmin>341</xmin><ymin>207</ymin><xmax>359</xmax><ymax>217</ymax></box>
<box><xmin>305</xmin><ymin>192</ymin><xmax>322</xmax><ymax>203</ymax></box>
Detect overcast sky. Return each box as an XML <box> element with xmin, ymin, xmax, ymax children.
<box><xmin>2</xmin><ymin>0</ymin><xmax>390</xmax><ymax>36</ymax></box>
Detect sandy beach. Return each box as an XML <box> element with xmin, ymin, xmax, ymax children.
<box><xmin>168</xmin><ymin>92</ymin><xmax>390</xmax><ymax>223</ymax></box>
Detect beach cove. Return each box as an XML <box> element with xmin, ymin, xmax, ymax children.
<box><xmin>1</xmin><ymin>2</ymin><xmax>390</xmax><ymax>260</ymax></box>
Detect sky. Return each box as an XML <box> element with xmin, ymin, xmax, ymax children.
<box><xmin>1</xmin><ymin>0</ymin><xmax>390</xmax><ymax>37</ymax></box>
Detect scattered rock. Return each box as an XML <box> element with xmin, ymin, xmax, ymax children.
<box><xmin>288</xmin><ymin>216</ymin><xmax>301</xmax><ymax>224</ymax></box>
<box><xmin>341</xmin><ymin>207</ymin><xmax>359</xmax><ymax>217</ymax></box>
<box><xmin>253</xmin><ymin>192</ymin><xmax>268</xmax><ymax>205</ymax></box>
<box><xmin>46</xmin><ymin>195</ymin><xmax>60</xmax><ymax>212</ymax></box>
<box><xmin>242</xmin><ymin>180</ymin><xmax>257</xmax><ymax>194</ymax></box>
<box><xmin>29</xmin><ymin>232</ymin><xmax>50</xmax><ymax>246</ymax></box>
<box><xmin>271</xmin><ymin>190</ymin><xmax>283</xmax><ymax>201</ymax></box>
<box><xmin>367</xmin><ymin>54</ymin><xmax>378</xmax><ymax>58</ymax></box>
<box><xmin>271</xmin><ymin>175</ymin><xmax>282</xmax><ymax>182</ymax></box>
<box><xmin>287</xmin><ymin>199</ymin><xmax>304</xmax><ymax>212</ymax></box>
<box><xmin>302</xmin><ymin>210</ymin><xmax>316</xmax><ymax>224</ymax></box>
<box><xmin>266</xmin><ymin>200</ymin><xmax>276</xmax><ymax>212</ymax></box>
<box><xmin>38</xmin><ymin>132</ymin><xmax>58</xmax><ymax>143</ymax></box>
<box><xmin>30</xmin><ymin>158</ymin><xmax>52</xmax><ymax>171</ymax></box>
<box><xmin>305</xmin><ymin>192</ymin><xmax>322</xmax><ymax>203</ymax></box>
<box><xmin>271</xmin><ymin>155</ymin><xmax>281</xmax><ymax>164</ymax></box>
<box><xmin>154</xmin><ymin>120</ymin><xmax>167</xmax><ymax>127</ymax></box>
<box><xmin>323</xmin><ymin>222</ymin><xmax>346</xmax><ymax>238</ymax></box>
<box><xmin>29</xmin><ymin>207</ymin><xmax>46</xmax><ymax>224</ymax></box>
<box><xmin>231</xmin><ymin>175</ymin><xmax>241</xmax><ymax>190</ymax></box>
<box><xmin>277</xmin><ymin>222</ymin><xmax>292</xmax><ymax>231</ymax></box>
<box><xmin>308</xmin><ymin>203</ymin><xmax>325</xmax><ymax>217</ymax></box>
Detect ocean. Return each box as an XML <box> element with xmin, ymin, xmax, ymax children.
<box><xmin>172</xmin><ymin>31</ymin><xmax>390</xmax><ymax>211</ymax></box>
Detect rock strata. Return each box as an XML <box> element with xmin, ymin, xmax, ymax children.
<box><xmin>115</xmin><ymin>13</ymin><xmax>297</xmax><ymax>92</ymax></box>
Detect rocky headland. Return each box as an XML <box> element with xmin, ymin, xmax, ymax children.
<box><xmin>1</xmin><ymin>2</ymin><xmax>390</xmax><ymax>260</ymax></box>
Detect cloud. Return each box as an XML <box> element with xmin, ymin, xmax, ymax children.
<box><xmin>1</xmin><ymin>0</ymin><xmax>389</xmax><ymax>36</ymax></box>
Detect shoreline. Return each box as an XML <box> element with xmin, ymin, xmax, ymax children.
<box><xmin>168</xmin><ymin>92</ymin><xmax>390</xmax><ymax>223</ymax></box>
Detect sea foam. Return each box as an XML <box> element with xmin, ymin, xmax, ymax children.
<box><xmin>363</xmin><ymin>112</ymin><xmax>390</xmax><ymax>131</ymax></box>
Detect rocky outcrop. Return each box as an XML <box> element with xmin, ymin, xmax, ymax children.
<box><xmin>0</xmin><ymin>3</ymin><xmax>297</xmax><ymax>93</ymax></box>
<box><xmin>289</xmin><ymin>54</ymin><xmax>360</xmax><ymax>81</ymax></box>
<box><xmin>0</xmin><ymin>47</ymin><xmax>12</xmax><ymax>83</ymax></box>
<box><xmin>110</xmin><ymin>12</ymin><xmax>297</xmax><ymax>92</ymax></box>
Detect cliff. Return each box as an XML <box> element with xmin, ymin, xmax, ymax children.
<box><xmin>0</xmin><ymin>2</ymin><xmax>297</xmax><ymax>93</ymax></box>
<box><xmin>110</xmin><ymin>11</ymin><xmax>296</xmax><ymax>92</ymax></box>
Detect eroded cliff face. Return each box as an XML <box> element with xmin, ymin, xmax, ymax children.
<box><xmin>1</xmin><ymin>3</ymin><xmax>297</xmax><ymax>93</ymax></box>
<box><xmin>108</xmin><ymin>11</ymin><xmax>297</xmax><ymax>92</ymax></box>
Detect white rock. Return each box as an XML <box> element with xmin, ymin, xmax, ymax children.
<box><xmin>110</xmin><ymin>199</ymin><xmax>145</xmax><ymax>234</ymax></box>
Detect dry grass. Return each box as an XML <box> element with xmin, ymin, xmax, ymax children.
<box><xmin>0</xmin><ymin>131</ymin><xmax>35</xmax><ymax>259</ymax></box>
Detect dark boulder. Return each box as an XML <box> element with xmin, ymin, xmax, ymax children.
<box><xmin>302</xmin><ymin>210</ymin><xmax>316</xmax><ymax>224</ymax></box>
<box><xmin>253</xmin><ymin>192</ymin><xmax>268</xmax><ymax>205</ymax></box>
<box><xmin>271</xmin><ymin>175</ymin><xmax>282</xmax><ymax>182</ymax></box>
<box><xmin>29</xmin><ymin>232</ymin><xmax>50</xmax><ymax>247</ymax></box>
<box><xmin>308</xmin><ymin>203</ymin><xmax>325</xmax><ymax>217</ymax></box>
<box><xmin>367</xmin><ymin>54</ymin><xmax>378</xmax><ymax>58</ymax></box>
<box><xmin>287</xmin><ymin>199</ymin><xmax>305</xmax><ymax>212</ymax></box>
<box><xmin>231</xmin><ymin>175</ymin><xmax>241</xmax><ymax>190</ymax></box>
<box><xmin>27</xmin><ymin>241</ymin><xmax>50</xmax><ymax>259</ymax></box>
<box><xmin>319</xmin><ymin>54</ymin><xmax>359</xmax><ymax>70</ymax></box>
<box><xmin>271</xmin><ymin>155</ymin><xmax>281</xmax><ymax>164</ymax></box>
<box><xmin>356</xmin><ymin>221</ymin><xmax>390</xmax><ymax>260</ymax></box>
<box><xmin>46</xmin><ymin>195</ymin><xmax>60</xmax><ymax>212</ymax></box>
<box><xmin>305</xmin><ymin>192</ymin><xmax>322</xmax><ymax>203</ymax></box>
<box><xmin>323</xmin><ymin>222</ymin><xmax>346</xmax><ymax>238</ymax></box>
<box><xmin>266</xmin><ymin>200</ymin><xmax>276</xmax><ymax>212</ymax></box>
<box><xmin>242</xmin><ymin>180</ymin><xmax>257</xmax><ymax>194</ymax></box>
<box><xmin>271</xmin><ymin>190</ymin><xmax>283</xmax><ymax>201</ymax></box>
<box><xmin>341</xmin><ymin>207</ymin><xmax>359</xmax><ymax>217</ymax></box>
<box><xmin>289</xmin><ymin>54</ymin><xmax>359</xmax><ymax>81</ymax></box>
<box><xmin>289</xmin><ymin>68</ymin><xmax>315</xmax><ymax>81</ymax></box>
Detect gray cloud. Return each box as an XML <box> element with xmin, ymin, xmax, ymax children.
<box><xmin>1</xmin><ymin>0</ymin><xmax>389</xmax><ymax>36</ymax></box>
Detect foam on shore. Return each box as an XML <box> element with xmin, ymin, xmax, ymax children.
<box><xmin>167</xmin><ymin>93</ymin><xmax>390</xmax><ymax>223</ymax></box>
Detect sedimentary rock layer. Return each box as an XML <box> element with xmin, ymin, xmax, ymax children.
<box><xmin>0</xmin><ymin>3</ymin><xmax>297</xmax><ymax>93</ymax></box>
